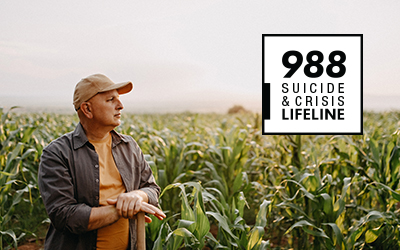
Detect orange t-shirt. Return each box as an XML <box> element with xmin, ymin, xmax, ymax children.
<box><xmin>90</xmin><ymin>133</ymin><xmax>129</xmax><ymax>250</ymax></box>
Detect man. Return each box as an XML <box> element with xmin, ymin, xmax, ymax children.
<box><xmin>38</xmin><ymin>74</ymin><xmax>165</xmax><ymax>250</ymax></box>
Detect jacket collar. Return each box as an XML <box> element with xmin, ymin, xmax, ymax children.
<box><xmin>73</xmin><ymin>123</ymin><xmax>129</xmax><ymax>150</ymax></box>
<box><xmin>72</xmin><ymin>123</ymin><xmax>88</xmax><ymax>150</ymax></box>
<box><xmin>110</xmin><ymin>129</ymin><xmax>129</xmax><ymax>148</ymax></box>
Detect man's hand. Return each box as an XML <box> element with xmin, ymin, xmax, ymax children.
<box><xmin>107</xmin><ymin>191</ymin><xmax>166</xmax><ymax>221</ymax></box>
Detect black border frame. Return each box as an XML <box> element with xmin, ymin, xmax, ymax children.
<box><xmin>262</xmin><ymin>34</ymin><xmax>363</xmax><ymax>135</ymax></box>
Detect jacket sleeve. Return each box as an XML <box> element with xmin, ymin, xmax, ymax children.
<box><xmin>38</xmin><ymin>145</ymin><xmax>92</xmax><ymax>235</ymax></box>
<box><xmin>132</xmin><ymin>141</ymin><xmax>161</xmax><ymax>207</ymax></box>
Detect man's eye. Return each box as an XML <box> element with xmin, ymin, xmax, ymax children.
<box><xmin>108</xmin><ymin>98</ymin><xmax>114</xmax><ymax>102</ymax></box>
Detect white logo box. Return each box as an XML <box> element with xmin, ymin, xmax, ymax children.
<box><xmin>262</xmin><ymin>34</ymin><xmax>363</xmax><ymax>135</ymax></box>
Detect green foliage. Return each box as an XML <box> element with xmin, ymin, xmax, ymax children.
<box><xmin>0</xmin><ymin>108</ymin><xmax>75</xmax><ymax>249</ymax></box>
<box><xmin>2</xmin><ymin>108</ymin><xmax>400</xmax><ymax>249</ymax></box>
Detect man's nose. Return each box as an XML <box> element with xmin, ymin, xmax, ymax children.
<box><xmin>116</xmin><ymin>99</ymin><xmax>124</xmax><ymax>110</ymax></box>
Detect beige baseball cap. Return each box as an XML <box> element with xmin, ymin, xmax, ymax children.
<box><xmin>73</xmin><ymin>74</ymin><xmax>133</xmax><ymax>111</ymax></box>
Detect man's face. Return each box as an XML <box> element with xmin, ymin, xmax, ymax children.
<box><xmin>87</xmin><ymin>89</ymin><xmax>124</xmax><ymax>129</ymax></box>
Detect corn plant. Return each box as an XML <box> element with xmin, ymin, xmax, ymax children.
<box><xmin>152</xmin><ymin>181</ymin><xmax>272</xmax><ymax>250</ymax></box>
<box><xmin>0</xmin><ymin>107</ymin><xmax>40</xmax><ymax>248</ymax></box>
<box><xmin>152</xmin><ymin>182</ymin><xmax>212</xmax><ymax>249</ymax></box>
<box><xmin>4</xmin><ymin>110</ymin><xmax>400</xmax><ymax>249</ymax></box>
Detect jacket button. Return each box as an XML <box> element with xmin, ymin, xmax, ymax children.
<box><xmin>95</xmin><ymin>179</ymin><xmax>99</xmax><ymax>183</ymax></box>
<box><xmin>95</xmin><ymin>165</ymin><xmax>99</xmax><ymax>168</ymax></box>
<box><xmin>95</xmin><ymin>196</ymin><xmax>99</xmax><ymax>200</ymax></box>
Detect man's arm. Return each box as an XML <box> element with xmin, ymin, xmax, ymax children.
<box><xmin>107</xmin><ymin>190</ymin><xmax>166</xmax><ymax>220</ymax></box>
<box><xmin>87</xmin><ymin>190</ymin><xmax>166</xmax><ymax>231</ymax></box>
<box><xmin>39</xmin><ymin>146</ymin><xmax>94</xmax><ymax>234</ymax></box>
<box><xmin>87</xmin><ymin>205</ymin><xmax>120</xmax><ymax>231</ymax></box>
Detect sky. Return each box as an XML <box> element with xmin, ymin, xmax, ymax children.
<box><xmin>1</xmin><ymin>1</ymin><xmax>399</xmax><ymax>113</ymax></box>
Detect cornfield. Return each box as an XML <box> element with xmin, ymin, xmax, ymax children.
<box><xmin>1</xmin><ymin>106</ymin><xmax>400</xmax><ymax>249</ymax></box>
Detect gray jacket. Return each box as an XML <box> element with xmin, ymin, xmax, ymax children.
<box><xmin>38</xmin><ymin>123</ymin><xmax>160</xmax><ymax>250</ymax></box>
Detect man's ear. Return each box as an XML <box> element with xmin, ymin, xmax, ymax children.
<box><xmin>80</xmin><ymin>102</ymin><xmax>93</xmax><ymax>119</ymax></box>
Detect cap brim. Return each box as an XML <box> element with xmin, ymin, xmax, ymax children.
<box><xmin>102</xmin><ymin>81</ymin><xmax>133</xmax><ymax>95</ymax></box>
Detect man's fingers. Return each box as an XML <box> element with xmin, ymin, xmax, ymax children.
<box><xmin>115</xmin><ymin>198</ymin><xmax>124</xmax><ymax>217</ymax></box>
<box><xmin>127</xmin><ymin>200</ymin><xmax>135</xmax><ymax>218</ymax></box>
<box><xmin>111</xmin><ymin>193</ymin><xmax>166</xmax><ymax>220</ymax></box>
<box><xmin>134</xmin><ymin>198</ymin><xmax>142</xmax><ymax>214</ymax></box>
<box><xmin>122</xmin><ymin>199</ymin><xmax>131</xmax><ymax>218</ymax></box>
<box><xmin>127</xmin><ymin>199</ymin><xmax>142</xmax><ymax>218</ymax></box>
<box><xmin>107</xmin><ymin>198</ymin><xmax>117</xmax><ymax>205</ymax></box>
<box><xmin>138</xmin><ymin>203</ymin><xmax>156</xmax><ymax>215</ymax></box>
<box><xmin>153</xmin><ymin>213</ymin><xmax>166</xmax><ymax>221</ymax></box>
<box><xmin>149</xmin><ymin>205</ymin><xmax>166</xmax><ymax>219</ymax></box>
<box><xmin>140</xmin><ymin>203</ymin><xmax>166</xmax><ymax>220</ymax></box>
<box><xmin>145</xmin><ymin>215</ymin><xmax>152</xmax><ymax>223</ymax></box>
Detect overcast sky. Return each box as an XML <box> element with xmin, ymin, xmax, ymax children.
<box><xmin>1</xmin><ymin>1</ymin><xmax>399</xmax><ymax>113</ymax></box>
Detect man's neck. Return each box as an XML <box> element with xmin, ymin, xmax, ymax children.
<box><xmin>80</xmin><ymin>122</ymin><xmax>114</xmax><ymax>141</ymax></box>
